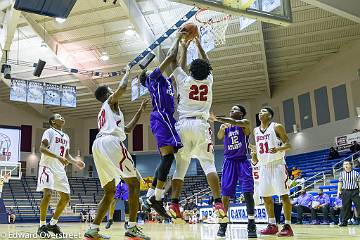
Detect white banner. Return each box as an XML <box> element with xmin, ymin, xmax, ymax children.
<box><xmin>0</xmin><ymin>127</ymin><xmax>21</xmax><ymax>162</ymax></box>
<box><xmin>199</xmin><ymin>205</ymin><xmax>268</xmax><ymax>223</ymax></box>
<box><xmin>335</xmin><ymin>132</ymin><xmax>360</xmax><ymax>150</ymax></box>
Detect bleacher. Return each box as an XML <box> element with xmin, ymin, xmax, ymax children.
<box><xmin>2</xmin><ymin>176</ymin><xmax>103</xmax><ymax>222</ymax></box>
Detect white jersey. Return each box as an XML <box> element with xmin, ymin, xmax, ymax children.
<box><xmin>251</xmin><ymin>161</ymin><xmax>260</xmax><ymax>183</ymax></box>
<box><xmin>97</xmin><ymin>99</ymin><xmax>126</xmax><ymax>141</ymax></box>
<box><xmin>39</xmin><ymin>128</ymin><xmax>70</xmax><ymax>174</ymax></box>
<box><xmin>254</xmin><ymin>122</ymin><xmax>285</xmax><ymax>165</ymax></box>
<box><xmin>172</xmin><ymin>67</ymin><xmax>213</xmax><ymax>120</ymax></box>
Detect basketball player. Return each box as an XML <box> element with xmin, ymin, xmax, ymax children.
<box><xmin>211</xmin><ymin>105</ymin><xmax>257</xmax><ymax>238</ymax></box>
<box><xmin>84</xmin><ymin>66</ymin><xmax>150</xmax><ymax>240</ymax></box>
<box><xmin>37</xmin><ymin>114</ymin><xmax>85</xmax><ymax>237</ymax></box>
<box><xmin>253</xmin><ymin>107</ymin><xmax>293</xmax><ymax>237</ymax></box>
<box><xmin>251</xmin><ymin>157</ymin><xmax>261</xmax><ymax>206</ymax></box>
<box><xmin>139</xmin><ymin>32</ymin><xmax>184</xmax><ymax>218</ymax></box>
<box><xmin>168</xmin><ymin>37</ymin><xmax>228</xmax><ymax>224</ymax></box>
<box><xmin>105</xmin><ymin>179</ymin><xmax>129</xmax><ymax>229</ymax></box>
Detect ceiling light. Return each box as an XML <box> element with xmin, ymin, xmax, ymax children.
<box><xmin>100</xmin><ymin>52</ymin><xmax>109</xmax><ymax>61</ymax></box>
<box><xmin>55</xmin><ymin>17</ymin><xmax>66</xmax><ymax>23</ymax></box>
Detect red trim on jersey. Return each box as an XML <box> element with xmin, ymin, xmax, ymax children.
<box><xmin>40</xmin><ymin>166</ymin><xmax>49</xmax><ymax>184</ymax></box>
<box><xmin>119</xmin><ymin>142</ymin><xmax>134</xmax><ymax>171</ymax></box>
<box><xmin>284</xmin><ymin>165</ymin><xmax>289</xmax><ymax>189</ymax></box>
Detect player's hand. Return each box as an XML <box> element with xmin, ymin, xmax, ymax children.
<box><xmin>75</xmin><ymin>160</ymin><xmax>85</xmax><ymax>170</ymax></box>
<box><xmin>140</xmin><ymin>98</ymin><xmax>150</xmax><ymax>112</ymax></box>
<box><xmin>57</xmin><ymin>156</ymin><xmax>69</xmax><ymax>166</ymax></box>
<box><xmin>176</xmin><ymin>30</ymin><xmax>188</xmax><ymax>39</ymax></box>
<box><xmin>208</xmin><ymin>112</ymin><xmax>217</xmax><ymax>122</ymax></box>
<box><xmin>270</xmin><ymin>147</ymin><xmax>279</xmax><ymax>154</ymax></box>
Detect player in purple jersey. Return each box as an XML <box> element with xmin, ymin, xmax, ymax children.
<box><xmin>105</xmin><ymin>179</ymin><xmax>129</xmax><ymax>229</ymax></box>
<box><xmin>211</xmin><ymin>105</ymin><xmax>257</xmax><ymax>238</ymax></box>
<box><xmin>139</xmin><ymin>32</ymin><xmax>185</xmax><ymax>218</ymax></box>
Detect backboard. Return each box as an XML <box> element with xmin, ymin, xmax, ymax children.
<box><xmin>169</xmin><ymin>0</ymin><xmax>292</xmax><ymax>26</ymax></box>
<box><xmin>0</xmin><ymin>161</ymin><xmax>21</xmax><ymax>180</ymax></box>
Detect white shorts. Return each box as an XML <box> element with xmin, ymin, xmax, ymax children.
<box><xmin>36</xmin><ymin>166</ymin><xmax>70</xmax><ymax>194</ymax></box>
<box><xmin>258</xmin><ymin>161</ymin><xmax>289</xmax><ymax>197</ymax></box>
<box><xmin>92</xmin><ymin>135</ymin><xmax>137</xmax><ymax>188</ymax></box>
<box><xmin>173</xmin><ymin>119</ymin><xmax>215</xmax><ymax>180</ymax></box>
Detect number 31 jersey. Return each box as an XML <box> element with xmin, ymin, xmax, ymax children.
<box><xmin>172</xmin><ymin>67</ymin><xmax>213</xmax><ymax>120</ymax></box>
<box><xmin>39</xmin><ymin>128</ymin><xmax>70</xmax><ymax>174</ymax></box>
<box><xmin>254</xmin><ymin>122</ymin><xmax>285</xmax><ymax>165</ymax></box>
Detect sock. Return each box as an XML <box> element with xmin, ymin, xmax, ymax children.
<box><xmin>155</xmin><ymin>188</ymin><xmax>165</xmax><ymax>201</ymax></box>
<box><xmin>49</xmin><ymin>218</ymin><xmax>58</xmax><ymax>226</ymax></box>
<box><xmin>269</xmin><ymin>218</ymin><xmax>276</xmax><ymax>224</ymax></box>
<box><xmin>146</xmin><ymin>188</ymin><xmax>155</xmax><ymax>198</ymax></box>
<box><xmin>128</xmin><ymin>222</ymin><xmax>136</xmax><ymax>228</ymax></box>
<box><xmin>40</xmin><ymin>220</ymin><xmax>46</xmax><ymax>227</ymax></box>
<box><xmin>172</xmin><ymin>198</ymin><xmax>179</xmax><ymax>204</ymax></box>
<box><xmin>90</xmin><ymin>224</ymin><xmax>100</xmax><ymax>230</ymax></box>
<box><xmin>214</xmin><ymin>198</ymin><xmax>222</xmax><ymax>204</ymax></box>
<box><xmin>285</xmin><ymin>220</ymin><xmax>291</xmax><ymax>225</ymax></box>
<box><xmin>248</xmin><ymin>215</ymin><xmax>255</xmax><ymax>220</ymax></box>
<box><xmin>125</xmin><ymin>214</ymin><xmax>129</xmax><ymax>222</ymax></box>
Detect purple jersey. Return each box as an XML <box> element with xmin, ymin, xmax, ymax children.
<box><xmin>114</xmin><ymin>181</ymin><xmax>128</xmax><ymax>200</ymax></box>
<box><xmin>146</xmin><ymin>67</ymin><xmax>175</xmax><ymax>114</ymax></box>
<box><xmin>224</xmin><ymin>125</ymin><xmax>248</xmax><ymax>160</ymax></box>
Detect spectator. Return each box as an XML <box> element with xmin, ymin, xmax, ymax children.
<box><xmin>350</xmin><ymin>141</ymin><xmax>360</xmax><ymax>167</ymax></box>
<box><xmin>292</xmin><ymin>189</ymin><xmax>313</xmax><ymax>224</ymax></box>
<box><xmin>89</xmin><ymin>208</ymin><xmax>96</xmax><ymax>222</ymax></box>
<box><xmin>7</xmin><ymin>207</ymin><xmax>16</xmax><ymax>224</ymax></box>
<box><xmin>311</xmin><ymin>189</ymin><xmax>330</xmax><ymax>224</ymax></box>
<box><xmin>291</xmin><ymin>167</ymin><xmax>302</xmax><ymax>178</ymax></box>
<box><xmin>295</xmin><ymin>173</ymin><xmax>306</xmax><ymax>189</ymax></box>
<box><xmin>328</xmin><ymin>147</ymin><xmax>340</xmax><ymax>160</ymax></box>
<box><xmin>330</xmin><ymin>195</ymin><xmax>342</xmax><ymax>225</ymax></box>
<box><xmin>80</xmin><ymin>209</ymin><xmax>88</xmax><ymax>222</ymax></box>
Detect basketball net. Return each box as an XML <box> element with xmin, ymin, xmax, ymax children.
<box><xmin>195</xmin><ymin>0</ymin><xmax>256</xmax><ymax>46</ymax></box>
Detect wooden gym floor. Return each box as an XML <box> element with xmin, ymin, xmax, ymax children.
<box><xmin>0</xmin><ymin>222</ymin><xmax>359</xmax><ymax>239</ymax></box>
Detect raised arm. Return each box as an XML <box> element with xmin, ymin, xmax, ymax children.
<box><xmin>194</xmin><ymin>37</ymin><xmax>209</xmax><ymax>62</ymax></box>
<box><xmin>108</xmin><ymin>65</ymin><xmax>131</xmax><ymax>104</ymax></box>
<box><xmin>159</xmin><ymin>32</ymin><xmax>184</xmax><ymax>73</ymax></box>
<box><xmin>217</xmin><ymin>123</ymin><xmax>229</xmax><ymax>140</ymax></box>
<box><xmin>179</xmin><ymin>39</ymin><xmax>191</xmax><ymax>71</ymax></box>
<box><xmin>273</xmin><ymin>123</ymin><xmax>291</xmax><ymax>153</ymax></box>
<box><xmin>124</xmin><ymin>99</ymin><xmax>149</xmax><ymax>134</ymax></box>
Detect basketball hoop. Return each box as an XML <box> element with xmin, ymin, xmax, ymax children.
<box><xmin>195</xmin><ymin>9</ymin><xmax>231</xmax><ymax>47</ymax></box>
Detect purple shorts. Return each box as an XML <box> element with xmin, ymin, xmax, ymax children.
<box><xmin>114</xmin><ymin>182</ymin><xmax>128</xmax><ymax>200</ymax></box>
<box><xmin>150</xmin><ymin>111</ymin><xmax>182</xmax><ymax>152</ymax></box>
<box><xmin>221</xmin><ymin>158</ymin><xmax>254</xmax><ymax>197</ymax></box>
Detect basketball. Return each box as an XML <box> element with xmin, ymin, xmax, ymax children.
<box><xmin>181</xmin><ymin>23</ymin><xmax>199</xmax><ymax>41</ymax></box>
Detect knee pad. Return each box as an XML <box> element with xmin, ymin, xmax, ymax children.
<box><xmin>244</xmin><ymin>192</ymin><xmax>255</xmax><ymax>216</ymax></box>
<box><xmin>157</xmin><ymin>154</ymin><xmax>175</xmax><ymax>182</ymax></box>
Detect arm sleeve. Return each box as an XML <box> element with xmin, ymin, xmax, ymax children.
<box><xmin>149</xmin><ymin>67</ymin><xmax>163</xmax><ymax>82</ymax></box>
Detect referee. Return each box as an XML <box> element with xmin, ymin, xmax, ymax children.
<box><xmin>337</xmin><ymin>160</ymin><xmax>360</xmax><ymax>226</ymax></box>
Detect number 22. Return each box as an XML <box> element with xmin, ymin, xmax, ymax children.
<box><xmin>189</xmin><ymin>85</ymin><xmax>208</xmax><ymax>101</ymax></box>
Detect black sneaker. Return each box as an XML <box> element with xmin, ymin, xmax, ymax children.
<box><xmin>217</xmin><ymin>223</ymin><xmax>227</xmax><ymax>237</ymax></box>
<box><xmin>248</xmin><ymin>221</ymin><xmax>257</xmax><ymax>238</ymax></box>
<box><xmin>105</xmin><ymin>219</ymin><xmax>113</xmax><ymax>229</ymax></box>
<box><xmin>37</xmin><ymin>225</ymin><xmax>50</xmax><ymax>239</ymax></box>
<box><xmin>47</xmin><ymin>224</ymin><xmax>64</xmax><ymax>237</ymax></box>
<box><xmin>339</xmin><ymin>222</ymin><xmax>348</xmax><ymax>227</ymax></box>
<box><xmin>149</xmin><ymin>196</ymin><xmax>170</xmax><ymax>219</ymax></box>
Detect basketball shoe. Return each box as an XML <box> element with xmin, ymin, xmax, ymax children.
<box><xmin>83</xmin><ymin>228</ymin><xmax>110</xmax><ymax>240</ymax></box>
<box><xmin>125</xmin><ymin>225</ymin><xmax>151</xmax><ymax>240</ymax></box>
<box><xmin>47</xmin><ymin>224</ymin><xmax>64</xmax><ymax>237</ymax></box>
<box><xmin>277</xmin><ymin>224</ymin><xmax>294</xmax><ymax>237</ymax></box>
<box><xmin>148</xmin><ymin>196</ymin><xmax>171</xmax><ymax>219</ymax></box>
<box><xmin>37</xmin><ymin>225</ymin><xmax>50</xmax><ymax>239</ymax></box>
<box><xmin>213</xmin><ymin>202</ymin><xmax>229</xmax><ymax>223</ymax></box>
<box><xmin>260</xmin><ymin>224</ymin><xmax>278</xmax><ymax>235</ymax></box>
<box><xmin>168</xmin><ymin>203</ymin><xmax>185</xmax><ymax>224</ymax></box>
<box><xmin>105</xmin><ymin>219</ymin><xmax>113</xmax><ymax>229</ymax></box>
